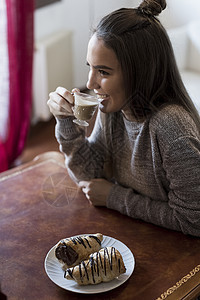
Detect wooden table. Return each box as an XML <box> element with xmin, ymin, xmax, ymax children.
<box><xmin>0</xmin><ymin>151</ymin><xmax>200</xmax><ymax>300</ymax></box>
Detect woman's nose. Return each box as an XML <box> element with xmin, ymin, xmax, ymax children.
<box><xmin>86</xmin><ymin>70</ymin><xmax>100</xmax><ymax>90</ymax></box>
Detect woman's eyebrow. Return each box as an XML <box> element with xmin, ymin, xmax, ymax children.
<box><xmin>86</xmin><ymin>61</ymin><xmax>113</xmax><ymax>70</ymax></box>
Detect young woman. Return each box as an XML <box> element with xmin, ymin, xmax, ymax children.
<box><xmin>48</xmin><ymin>0</ymin><xmax>200</xmax><ymax>237</ymax></box>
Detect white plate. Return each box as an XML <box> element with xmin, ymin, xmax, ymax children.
<box><xmin>44</xmin><ymin>234</ymin><xmax>135</xmax><ymax>294</ymax></box>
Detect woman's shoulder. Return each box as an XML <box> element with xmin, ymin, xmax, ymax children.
<box><xmin>149</xmin><ymin>104</ymin><xmax>199</xmax><ymax>141</ymax></box>
<box><xmin>151</xmin><ymin>104</ymin><xmax>189</xmax><ymax>122</ymax></box>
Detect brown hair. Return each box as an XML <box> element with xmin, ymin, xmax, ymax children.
<box><xmin>93</xmin><ymin>0</ymin><xmax>200</xmax><ymax>127</ymax></box>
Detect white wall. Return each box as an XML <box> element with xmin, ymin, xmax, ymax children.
<box><xmin>34</xmin><ymin>0</ymin><xmax>91</xmax><ymax>89</ymax></box>
<box><xmin>34</xmin><ymin>0</ymin><xmax>200</xmax><ymax>89</ymax></box>
<box><xmin>91</xmin><ymin>0</ymin><xmax>138</xmax><ymax>26</ymax></box>
<box><xmin>160</xmin><ymin>0</ymin><xmax>200</xmax><ymax>29</ymax></box>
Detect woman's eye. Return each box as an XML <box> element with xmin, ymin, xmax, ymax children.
<box><xmin>99</xmin><ymin>69</ymin><xmax>109</xmax><ymax>76</ymax></box>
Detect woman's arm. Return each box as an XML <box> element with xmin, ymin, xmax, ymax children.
<box><xmin>107</xmin><ymin>136</ymin><xmax>200</xmax><ymax>237</ymax></box>
<box><xmin>55</xmin><ymin>110</ymin><xmax>107</xmax><ymax>182</ymax></box>
<box><xmin>48</xmin><ymin>87</ymin><xmax>109</xmax><ymax>182</ymax></box>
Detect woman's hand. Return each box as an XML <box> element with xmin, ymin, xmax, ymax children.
<box><xmin>47</xmin><ymin>87</ymin><xmax>79</xmax><ymax>118</ymax></box>
<box><xmin>78</xmin><ymin>178</ymin><xmax>114</xmax><ymax>206</ymax></box>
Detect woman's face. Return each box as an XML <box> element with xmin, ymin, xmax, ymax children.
<box><xmin>86</xmin><ymin>34</ymin><xmax>127</xmax><ymax>114</ymax></box>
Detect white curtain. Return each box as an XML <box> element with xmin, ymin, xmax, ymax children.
<box><xmin>0</xmin><ymin>0</ymin><xmax>9</xmax><ymax>141</ymax></box>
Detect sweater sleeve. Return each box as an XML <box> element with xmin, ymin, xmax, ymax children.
<box><xmin>107</xmin><ymin>135</ymin><xmax>200</xmax><ymax>237</ymax></box>
<box><xmin>55</xmin><ymin>112</ymin><xmax>107</xmax><ymax>182</ymax></box>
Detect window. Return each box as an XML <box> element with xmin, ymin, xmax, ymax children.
<box><xmin>35</xmin><ymin>0</ymin><xmax>61</xmax><ymax>9</ymax></box>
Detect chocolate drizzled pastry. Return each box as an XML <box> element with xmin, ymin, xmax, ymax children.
<box><xmin>55</xmin><ymin>233</ymin><xmax>103</xmax><ymax>269</ymax></box>
<box><xmin>65</xmin><ymin>247</ymin><xmax>126</xmax><ymax>285</ymax></box>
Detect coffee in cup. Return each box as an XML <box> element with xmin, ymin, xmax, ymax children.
<box><xmin>73</xmin><ymin>92</ymin><xmax>98</xmax><ymax>126</ymax></box>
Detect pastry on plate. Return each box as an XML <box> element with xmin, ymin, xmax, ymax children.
<box><xmin>65</xmin><ymin>246</ymin><xmax>126</xmax><ymax>285</ymax></box>
<box><xmin>55</xmin><ymin>233</ymin><xmax>103</xmax><ymax>269</ymax></box>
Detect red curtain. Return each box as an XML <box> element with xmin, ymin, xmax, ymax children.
<box><xmin>0</xmin><ymin>0</ymin><xmax>34</xmax><ymax>172</ymax></box>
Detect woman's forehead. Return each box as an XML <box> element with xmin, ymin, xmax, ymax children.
<box><xmin>87</xmin><ymin>34</ymin><xmax>120</xmax><ymax>69</ymax></box>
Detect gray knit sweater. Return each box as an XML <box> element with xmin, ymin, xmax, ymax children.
<box><xmin>55</xmin><ymin>104</ymin><xmax>200</xmax><ymax>237</ymax></box>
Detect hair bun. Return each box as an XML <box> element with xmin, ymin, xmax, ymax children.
<box><xmin>138</xmin><ymin>0</ymin><xmax>166</xmax><ymax>17</ymax></box>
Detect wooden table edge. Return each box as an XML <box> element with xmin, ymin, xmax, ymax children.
<box><xmin>0</xmin><ymin>151</ymin><xmax>65</xmax><ymax>181</ymax></box>
<box><xmin>156</xmin><ymin>264</ymin><xmax>200</xmax><ymax>300</ymax></box>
